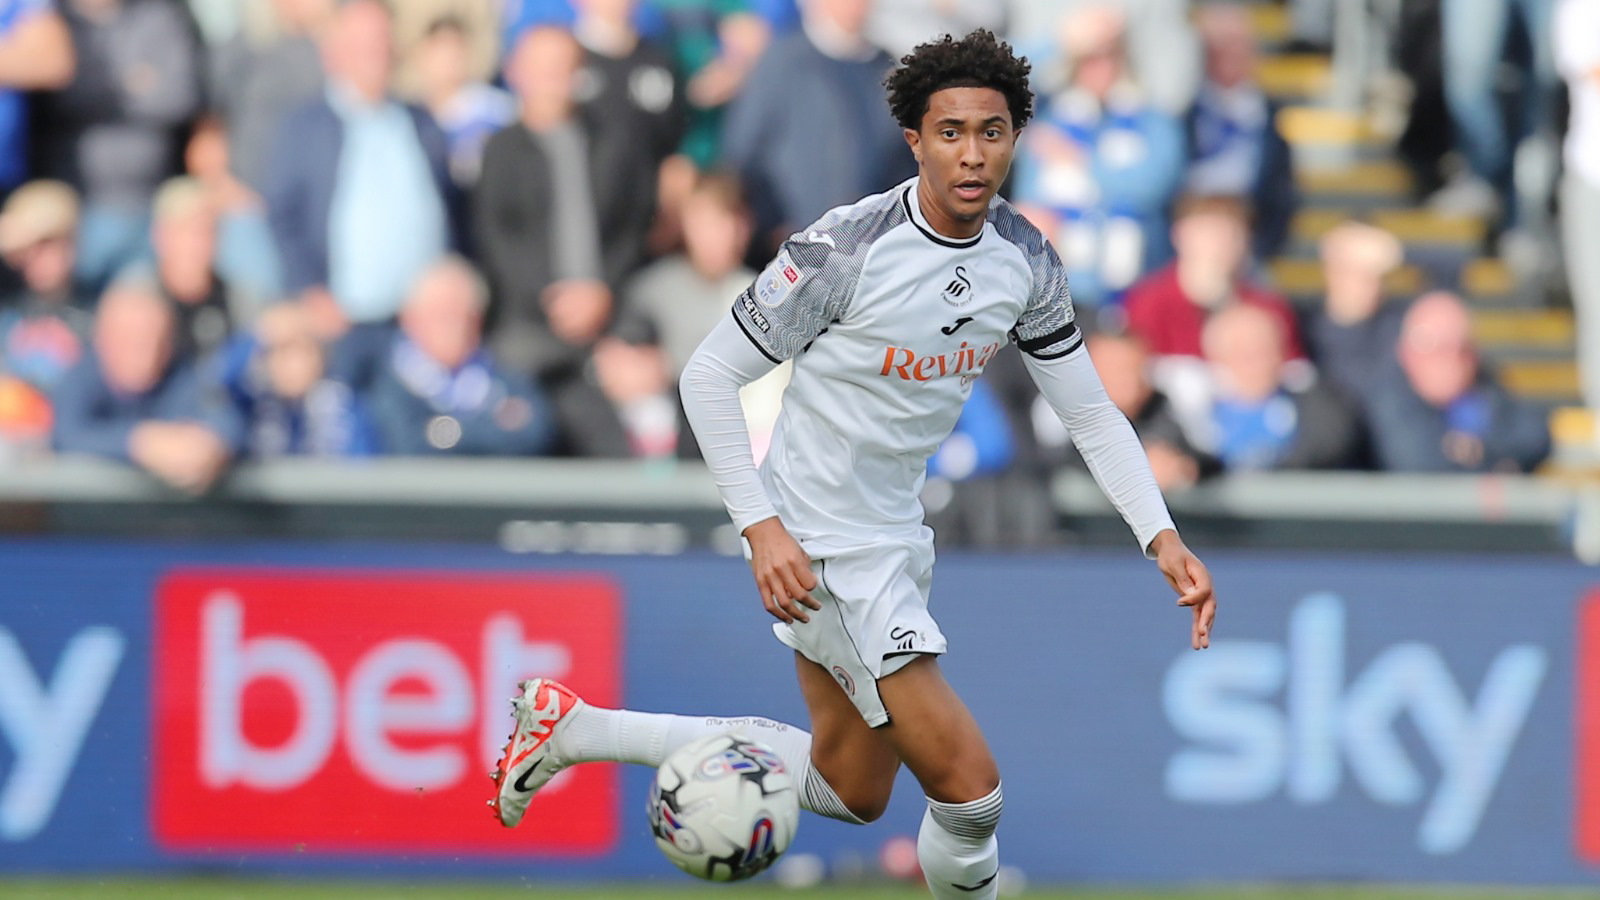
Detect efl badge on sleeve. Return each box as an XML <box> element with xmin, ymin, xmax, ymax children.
<box><xmin>755</xmin><ymin>252</ymin><xmax>804</xmax><ymax>306</ymax></box>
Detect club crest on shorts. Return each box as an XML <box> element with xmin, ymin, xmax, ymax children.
<box><xmin>831</xmin><ymin>665</ymin><xmax>856</xmax><ymax>695</ymax></box>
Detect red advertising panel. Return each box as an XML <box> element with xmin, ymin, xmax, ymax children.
<box><xmin>1579</xmin><ymin>592</ymin><xmax>1600</xmax><ymax>862</ymax></box>
<box><xmin>152</xmin><ymin>569</ymin><xmax>621</xmax><ymax>855</ymax></box>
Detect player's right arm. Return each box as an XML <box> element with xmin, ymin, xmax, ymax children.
<box><xmin>679</xmin><ymin>230</ymin><xmax>851</xmax><ymax>624</ymax></box>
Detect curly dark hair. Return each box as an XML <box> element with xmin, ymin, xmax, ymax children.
<box><xmin>884</xmin><ymin>29</ymin><xmax>1034</xmax><ymax>132</ymax></box>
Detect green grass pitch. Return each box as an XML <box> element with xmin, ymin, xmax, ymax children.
<box><xmin>2</xmin><ymin>882</ymin><xmax>1597</xmax><ymax>900</ymax></box>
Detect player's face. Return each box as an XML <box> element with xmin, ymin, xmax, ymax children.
<box><xmin>905</xmin><ymin>88</ymin><xmax>1018</xmax><ymax>235</ymax></box>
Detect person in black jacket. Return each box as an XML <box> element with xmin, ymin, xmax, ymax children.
<box><xmin>473</xmin><ymin>24</ymin><xmax>653</xmax><ymax>456</ymax></box>
<box><xmin>1367</xmin><ymin>291</ymin><xmax>1550</xmax><ymax>473</ymax></box>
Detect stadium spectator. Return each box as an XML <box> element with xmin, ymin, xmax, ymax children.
<box><xmin>1124</xmin><ymin>196</ymin><xmax>1302</xmax><ymax>360</ymax></box>
<box><xmin>1367</xmin><ymin>291</ymin><xmax>1551</xmax><ymax>473</ymax></box>
<box><xmin>474</xmin><ymin>24</ymin><xmax>649</xmax><ymax>456</ymax></box>
<box><xmin>52</xmin><ymin>274</ymin><xmax>241</xmax><ymax>492</ymax></box>
<box><xmin>367</xmin><ymin>257</ymin><xmax>556</xmax><ymax>456</ymax></box>
<box><xmin>1434</xmin><ymin>0</ymin><xmax>1559</xmax><ymax>234</ymax></box>
<box><xmin>264</xmin><ymin>0</ymin><xmax>459</xmax><ymax>339</ymax></box>
<box><xmin>656</xmin><ymin>1</ymin><xmax>771</xmax><ymax>169</ymax></box>
<box><xmin>0</xmin><ymin>0</ymin><xmax>74</xmax><ymax>194</ymax></box>
<box><xmin>1036</xmin><ymin>331</ymin><xmax>1213</xmax><ymax>491</ymax></box>
<box><xmin>721</xmin><ymin>0</ymin><xmax>913</xmax><ymax>254</ymax></box>
<box><xmin>209</xmin><ymin>0</ymin><xmax>333</xmax><ymax>193</ymax></box>
<box><xmin>182</xmin><ymin>118</ymin><xmax>282</xmax><ymax>302</ymax></box>
<box><xmin>867</xmin><ymin>0</ymin><xmax>1004</xmax><ymax>59</ymax></box>
<box><xmin>410</xmin><ymin>13</ymin><xmax>514</xmax><ymax>188</ymax></box>
<box><xmin>1185</xmin><ymin>4</ymin><xmax>1295</xmax><ymax>260</ymax></box>
<box><xmin>1557</xmin><ymin>0</ymin><xmax>1600</xmax><ymax>409</ymax></box>
<box><xmin>605</xmin><ymin>173</ymin><xmax>790</xmax><ymax>458</ymax></box>
<box><xmin>0</xmin><ymin>180</ymin><xmax>87</xmax><ymax>456</ymax></box>
<box><xmin>217</xmin><ymin>301</ymin><xmax>373</xmax><ymax>458</ymax></box>
<box><xmin>1012</xmin><ymin>4</ymin><xmax>1185</xmax><ymax>307</ymax></box>
<box><xmin>614</xmin><ymin>174</ymin><xmax>755</xmax><ymax>377</ymax></box>
<box><xmin>0</xmin><ymin>180</ymin><xmax>86</xmax><ymax>314</ymax></box>
<box><xmin>32</xmin><ymin>0</ymin><xmax>205</xmax><ymax>292</ymax></box>
<box><xmin>1009</xmin><ymin>0</ymin><xmax>1198</xmax><ymax>116</ymax></box>
<box><xmin>1302</xmin><ymin>221</ymin><xmax>1406</xmax><ymax>405</ymax></box>
<box><xmin>1197</xmin><ymin>303</ymin><xmax>1361</xmax><ymax>471</ymax></box>
<box><xmin>571</xmin><ymin>0</ymin><xmax>686</xmax><ymax>168</ymax></box>
<box><xmin>389</xmin><ymin>0</ymin><xmax>500</xmax><ymax>94</ymax></box>
<box><xmin>146</xmin><ymin>177</ymin><xmax>251</xmax><ymax>363</ymax></box>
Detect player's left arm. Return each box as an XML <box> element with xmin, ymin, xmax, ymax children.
<box><xmin>1012</xmin><ymin>246</ymin><xmax>1215</xmax><ymax>649</ymax></box>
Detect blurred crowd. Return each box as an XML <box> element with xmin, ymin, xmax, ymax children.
<box><xmin>0</xmin><ymin>0</ymin><xmax>1587</xmax><ymax>504</ymax></box>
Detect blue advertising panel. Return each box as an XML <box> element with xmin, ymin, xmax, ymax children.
<box><xmin>0</xmin><ymin>539</ymin><xmax>1595</xmax><ymax>885</ymax></box>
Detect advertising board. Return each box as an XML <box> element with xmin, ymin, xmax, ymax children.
<box><xmin>0</xmin><ymin>541</ymin><xmax>1594</xmax><ymax>885</ymax></box>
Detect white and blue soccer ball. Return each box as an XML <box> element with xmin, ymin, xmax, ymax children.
<box><xmin>647</xmin><ymin>733</ymin><xmax>800</xmax><ymax>881</ymax></box>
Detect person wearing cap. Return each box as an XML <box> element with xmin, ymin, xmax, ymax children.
<box><xmin>52</xmin><ymin>273</ymin><xmax>243</xmax><ymax>492</ymax></box>
<box><xmin>0</xmin><ymin>180</ymin><xmax>90</xmax><ymax>455</ymax></box>
<box><xmin>1302</xmin><ymin>221</ymin><xmax>1407</xmax><ymax>407</ymax></box>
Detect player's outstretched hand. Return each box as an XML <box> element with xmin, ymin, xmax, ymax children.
<box><xmin>1150</xmin><ymin>529</ymin><xmax>1216</xmax><ymax>650</ymax></box>
<box><xmin>743</xmin><ymin>517</ymin><xmax>821</xmax><ymax>625</ymax></box>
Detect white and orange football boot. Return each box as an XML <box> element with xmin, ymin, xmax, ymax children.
<box><xmin>490</xmin><ymin>678</ymin><xmax>584</xmax><ymax>827</ymax></box>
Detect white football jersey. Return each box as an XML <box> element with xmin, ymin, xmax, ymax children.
<box><xmin>731</xmin><ymin>177</ymin><xmax>1082</xmax><ymax>554</ymax></box>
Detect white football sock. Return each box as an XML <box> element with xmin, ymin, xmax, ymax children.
<box><xmin>553</xmin><ymin>704</ymin><xmax>866</xmax><ymax>823</ymax></box>
<box><xmin>917</xmin><ymin>783</ymin><xmax>1003</xmax><ymax>900</ymax></box>
<box><xmin>555</xmin><ymin>705</ymin><xmax>811</xmax><ymax>768</ymax></box>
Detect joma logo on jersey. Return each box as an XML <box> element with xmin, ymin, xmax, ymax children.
<box><xmin>941</xmin><ymin>266</ymin><xmax>973</xmax><ymax>306</ymax></box>
<box><xmin>880</xmin><ymin>341</ymin><xmax>1000</xmax><ymax>382</ymax></box>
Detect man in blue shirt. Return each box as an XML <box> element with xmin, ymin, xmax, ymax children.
<box><xmin>265</xmin><ymin>0</ymin><xmax>458</xmax><ymax>335</ymax></box>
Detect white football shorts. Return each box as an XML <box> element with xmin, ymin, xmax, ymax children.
<box><xmin>771</xmin><ymin>538</ymin><xmax>948</xmax><ymax>727</ymax></box>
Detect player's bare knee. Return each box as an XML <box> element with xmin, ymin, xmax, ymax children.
<box><xmin>838</xmin><ymin>785</ymin><xmax>891</xmax><ymax>823</ymax></box>
<box><xmin>920</xmin><ymin>750</ymin><xmax>999</xmax><ymax>806</ymax></box>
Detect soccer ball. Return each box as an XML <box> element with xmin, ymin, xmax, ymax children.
<box><xmin>647</xmin><ymin>733</ymin><xmax>800</xmax><ymax>881</ymax></box>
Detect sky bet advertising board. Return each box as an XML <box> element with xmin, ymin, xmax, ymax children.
<box><xmin>0</xmin><ymin>540</ymin><xmax>1597</xmax><ymax>885</ymax></box>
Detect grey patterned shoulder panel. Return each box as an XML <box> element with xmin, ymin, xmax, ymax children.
<box><xmin>732</xmin><ymin>186</ymin><xmax>910</xmax><ymax>363</ymax></box>
<box><xmin>989</xmin><ymin>198</ymin><xmax>1082</xmax><ymax>359</ymax></box>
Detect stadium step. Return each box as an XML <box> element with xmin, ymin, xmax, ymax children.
<box><xmin>1547</xmin><ymin>407</ymin><xmax>1600</xmax><ymax>476</ymax></box>
<box><xmin>1288</xmin><ymin>208</ymin><xmax>1481</xmax><ymax>248</ymax></box>
<box><xmin>1499</xmin><ymin>359</ymin><xmax>1581</xmax><ymax>402</ymax></box>
<box><xmin>1267</xmin><ymin>257</ymin><xmax>1423</xmax><ymax>301</ymax></box>
<box><xmin>1472</xmin><ymin>309</ymin><xmax>1575</xmax><ymax>349</ymax></box>
<box><xmin>1258</xmin><ymin>54</ymin><xmax>1332</xmax><ymax>101</ymax></box>
<box><xmin>1295</xmin><ymin>160</ymin><xmax>1414</xmax><ymax>204</ymax></box>
<box><xmin>1462</xmin><ymin>258</ymin><xmax>1516</xmax><ymax>299</ymax></box>
<box><xmin>1279</xmin><ymin>107</ymin><xmax>1395</xmax><ymax>168</ymax></box>
<box><xmin>1247</xmin><ymin>4</ymin><xmax>1292</xmax><ymax>47</ymax></box>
